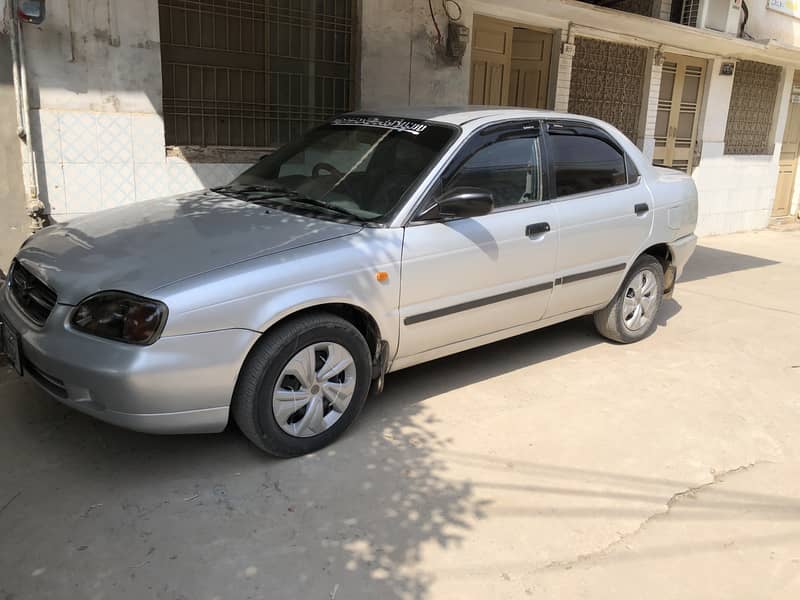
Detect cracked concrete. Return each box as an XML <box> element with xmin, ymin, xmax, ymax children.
<box><xmin>539</xmin><ymin>461</ymin><xmax>771</xmax><ymax>572</ymax></box>
<box><xmin>1</xmin><ymin>230</ymin><xmax>800</xmax><ymax>599</ymax></box>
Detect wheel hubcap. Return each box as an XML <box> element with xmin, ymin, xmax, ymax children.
<box><xmin>622</xmin><ymin>268</ymin><xmax>659</xmax><ymax>332</ymax></box>
<box><xmin>272</xmin><ymin>342</ymin><xmax>357</xmax><ymax>438</ymax></box>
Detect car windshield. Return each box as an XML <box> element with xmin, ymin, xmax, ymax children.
<box><xmin>227</xmin><ymin>116</ymin><xmax>456</xmax><ymax>222</ymax></box>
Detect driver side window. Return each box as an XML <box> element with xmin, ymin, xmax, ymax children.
<box><xmin>447</xmin><ymin>136</ymin><xmax>542</xmax><ymax>208</ymax></box>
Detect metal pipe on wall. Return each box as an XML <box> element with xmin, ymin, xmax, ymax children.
<box><xmin>6</xmin><ymin>0</ymin><xmax>44</xmax><ymax>228</ymax></box>
<box><xmin>6</xmin><ymin>0</ymin><xmax>24</xmax><ymax>138</ymax></box>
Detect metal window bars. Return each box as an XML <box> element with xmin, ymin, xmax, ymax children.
<box><xmin>159</xmin><ymin>0</ymin><xmax>355</xmax><ymax>148</ymax></box>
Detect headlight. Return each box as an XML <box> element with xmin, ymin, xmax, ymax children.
<box><xmin>71</xmin><ymin>292</ymin><xmax>168</xmax><ymax>345</ymax></box>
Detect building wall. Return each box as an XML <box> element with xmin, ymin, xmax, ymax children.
<box><xmin>10</xmin><ymin>0</ymin><xmax>800</xmax><ymax>235</ymax></box>
<box><xmin>691</xmin><ymin>59</ymin><xmax>793</xmax><ymax>235</ymax></box>
<box><xmin>360</xmin><ymin>0</ymin><xmax>474</xmax><ymax>107</ymax></box>
<box><xmin>385</xmin><ymin>0</ymin><xmax>800</xmax><ymax>233</ymax></box>
<box><xmin>742</xmin><ymin>0</ymin><xmax>800</xmax><ymax>45</ymax></box>
<box><xmin>22</xmin><ymin>0</ymin><xmax>245</xmax><ymax>222</ymax></box>
<box><xmin>0</xmin><ymin>33</ymin><xmax>29</xmax><ymax>271</ymax></box>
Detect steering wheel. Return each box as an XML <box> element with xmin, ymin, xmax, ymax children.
<box><xmin>312</xmin><ymin>162</ymin><xmax>344</xmax><ymax>178</ymax></box>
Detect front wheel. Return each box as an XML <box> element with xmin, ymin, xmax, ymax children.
<box><xmin>232</xmin><ymin>313</ymin><xmax>372</xmax><ymax>457</ymax></box>
<box><xmin>593</xmin><ymin>255</ymin><xmax>665</xmax><ymax>344</ymax></box>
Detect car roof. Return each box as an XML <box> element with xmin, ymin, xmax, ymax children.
<box><xmin>348</xmin><ymin>105</ymin><xmax>576</xmax><ymax>126</ymax></box>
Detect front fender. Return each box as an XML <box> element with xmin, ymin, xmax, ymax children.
<box><xmin>154</xmin><ymin>228</ymin><xmax>404</xmax><ymax>356</ymax></box>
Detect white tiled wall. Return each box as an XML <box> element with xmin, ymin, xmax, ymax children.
<box><xmin>29</xmin><ymin>109</ymin><xmax>252</xmax><ymax>221</ymax></box>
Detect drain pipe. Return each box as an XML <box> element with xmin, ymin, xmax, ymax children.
<box><xmin>7</xmin><ymin>0</ymin><xmax>45</xmax><ymax>229</ymax></box>
<box><xmin>6</xmin><ymin>1</ymin><xmax>23</xmax><ymax>137</ymax></box>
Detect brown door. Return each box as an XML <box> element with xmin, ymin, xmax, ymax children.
<box><xmin>470</xmin><ymin>16</ymin><xmax>553</xmax><ymax>109</ymax></box>
<box><xmin>774</xmin><ymin>71</ymin><xmax>800</xmax><ymax>217</ymax></box>
<box><xmin>470</xmin><ymin>16</ymin><xmax>513</xmax><ymax>105</ymax></box>
<box><xmin>509</xmin><ymin>28</ymin><xmax>553</xmax><ymax>109</ymax></box>
<box><xmin>653</xmin><ymin>53</ymin><xmax>706</xmax><ymax>174</ymax></box>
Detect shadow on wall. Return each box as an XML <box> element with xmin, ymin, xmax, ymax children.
<box><xmin>679</xmin><ymin>245</ymin><xmax>780</xmax><ymax>283</ymax></box>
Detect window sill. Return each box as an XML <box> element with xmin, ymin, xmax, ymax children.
<box><xmin>166</xmin><ymin>145</ymin><xmax>275</xmax><ymax>163</ymax></box>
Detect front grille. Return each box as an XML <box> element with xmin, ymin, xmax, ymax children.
<box><xmin>8</xmin><ymin>261</ymin><xmax>57</xmax><ymax>326</ymax></box>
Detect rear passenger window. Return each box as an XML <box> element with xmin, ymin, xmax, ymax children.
<box><xmin>549</xmin><ymin>133</ymin><xmax>627</xmax><ymax>197</ymax></box>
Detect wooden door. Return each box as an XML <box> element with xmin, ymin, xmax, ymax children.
<box><xmin>653</xmin><ymin>53</ymin><xmax>706</xmax><ymax>174</ymax></box>
<box><xmin>470</xmin><ymin>16</ymin><xmax>514</xmax><ymax>105</ymax></box>
<box><xmin>774</xmin><ymin>71</ymin><xmax>800</xmax><ymax>217</ymax></box>
<box><xmin>470</xmin><ymin>16</ymin><xmax>553</xmax><ymax>108</ymax></box>
<box><xmin>509</xmin><ymin>28</ymin><xmax>553</xmax><ymax>109</ymax></box>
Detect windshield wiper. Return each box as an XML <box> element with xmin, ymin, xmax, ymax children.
<box><xmin>284</xmin><ymin>195</ymin><xmax>363</xmax><ymax>221</ymax></box>
<box><xmin>213</xmin><ymin>183</ymin><xmax>363</xmax><ymax>221</ymax></box>
<box><xmin>211</xmin><ymin>183</ymin><xmax>287</xmax><ymax>196</ymax></box>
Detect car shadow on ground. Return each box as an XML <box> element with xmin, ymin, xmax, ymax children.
<box><xmin>679</xmin><ymin>245</ymin><xmax>779</xmax><ymax>283</ymax></box>
<box><xmin>0</xmin><ymin>305</ymin><xmax>695</xmax><ymax>599</ymax></box>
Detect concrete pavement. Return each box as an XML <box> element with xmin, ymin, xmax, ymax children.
<box><xmin>1</xmin><ymin>230</ymin><xmax>799</xmax><ymax>599</ymax></box>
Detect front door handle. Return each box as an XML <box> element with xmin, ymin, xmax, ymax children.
<box><xmin>634</xmin><ymin>203</ymin><xmax>650</xmax><ymax>216</ymax></box>
<box><xmin>526</xmin><ymin>222</ymin><xmax>551</xmax><ymax>237</ymax></box>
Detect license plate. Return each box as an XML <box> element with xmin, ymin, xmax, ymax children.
<box><xmin>1</xmin><ymin>319</ymin><xmax>23</xmax><ymax>376</ymax></box>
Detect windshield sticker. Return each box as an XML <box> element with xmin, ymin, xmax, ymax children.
<box><xmin>331</xmin><ymin>116</ymin><xmax>428</xmax><ymax>135</ymax></box>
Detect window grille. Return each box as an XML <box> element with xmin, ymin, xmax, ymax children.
<box><xmin>159</xmin><ymin>0</ymin><xmax>355</xmax><ymax>149</ymax></box>
<box><xmin>568</xmin><ymin>37</ymin><xmax>648</xmax><ymax>142</ymax></box>
<box><xmin>724</xmin><ymin>60</ymin><xmax>782</xmax><ymax>155</ymax></box>
<box><xmin>678</xmin><ymin>0</ymin><xmax>700</xmax><ymax>26</ymax></box>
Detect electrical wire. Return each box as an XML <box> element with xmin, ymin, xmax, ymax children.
<box><xmin>428</xmin><ymin>0</ymin><xmax>443</xmax><ymax>45</ymax></box>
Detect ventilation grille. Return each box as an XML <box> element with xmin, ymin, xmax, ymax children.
<box><xmin>8</xmin><ymin>261</ymin><xmax>57</xmax><ymax>326</ymax></box>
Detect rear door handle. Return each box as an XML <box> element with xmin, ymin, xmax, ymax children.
<box><xmin>634</xmin><ymin>203</ymin><xmax>650</xmax><ymax>216</ymax></box>
<box><xmin>526</xmin><ymin>222</ymin><xmax>551</xmax><ymax>237</ymax></box>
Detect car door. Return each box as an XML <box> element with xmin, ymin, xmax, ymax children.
<box><xmin>542</xmin><ymin>121</ymin><xmax>654</xmax><ymax>318</ymax></box>
<box><xmin>396</xmin><ymin>122</ymin><xmax>559</xmax><ymax>360</ymax></box>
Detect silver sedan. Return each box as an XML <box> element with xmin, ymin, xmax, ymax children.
<box><xmin>0</xmin><ymin>107</ymin><xmax>698</xmax><ymax>456</ymax></box>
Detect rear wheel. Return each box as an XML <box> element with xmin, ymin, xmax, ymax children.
<box><xmin>593</xmin><ymin>255</ymin><xmax>664</xmax><ymax>344</ymax></box>
<box><xmin>232</xmin><ymin>313</ymin><xmax>372</xmax><ymax>457</ymax></box>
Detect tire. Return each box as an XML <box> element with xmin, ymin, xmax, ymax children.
<box><xmin>232</xmin><ymin>312</ymin><xmax>372</xmax><ymax>457</ymax></box>
<box><xmin>593</xmin><ymin>255</ymin><xmax>665</xmax><ymax>344</ymax></box>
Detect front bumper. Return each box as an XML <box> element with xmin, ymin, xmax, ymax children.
<box><xmin>0</xmin><ymin>285</ymin><xmax>259</xmax><ymax>434</ymax></box>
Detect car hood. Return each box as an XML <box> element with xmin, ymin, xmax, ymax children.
<box><xmin>15</xmin><ymin>191</ymin><xmax>362</xmax><ymax>304</ymax></box>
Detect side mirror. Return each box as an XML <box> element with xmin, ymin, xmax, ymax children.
<box><xmin>417</xmin><ymin>187</ymin><xmax>494</xmax><ymax>221</ymax></box>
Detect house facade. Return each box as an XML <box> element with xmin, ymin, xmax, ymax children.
<box><xmin>2</xmin><ymin>0</ymin><xmax>800</xmax><ymax>265</ymax></box>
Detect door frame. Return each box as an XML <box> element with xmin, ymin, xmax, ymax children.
<box><xmin>470</xmin><ymin>14</ymin><xmax>559</xmax><ymax>109</ymax></box>
<box><xmin>773</xmin><ymin>70</ymin><xmax>800</xmax><ymax>217</ymax></box>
